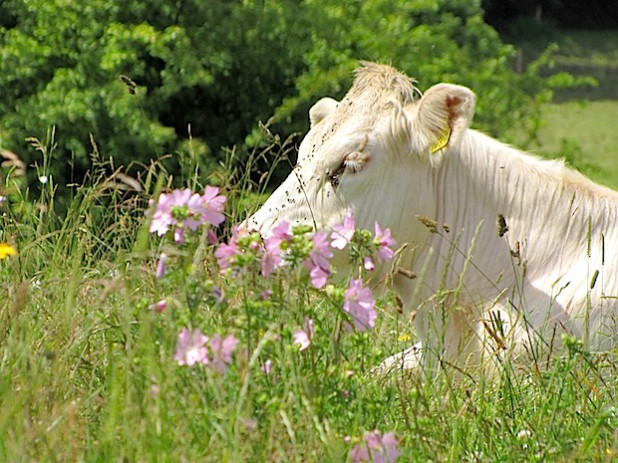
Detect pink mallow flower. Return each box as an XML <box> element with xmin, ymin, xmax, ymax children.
<box><xmin>293</xmin><ymin>330</ymin><xmax>311</xmax><ymax>351</ymax></box>
<box><xmin>156</xmin><ymin>252</ymin><xmax>167</xmax><ymax>278</ymax></box>
<box><xmin>343</xmin><ymin>279</ymin><xmax>377</xmax><ymax>331</ymax></box>
<box><xmin>207</xmin><ymin>228</ymin><xmax>219</xmax><ymax>245</ymax></box>
<box><xmin>209</xmin><ymin>334</ymin><xmax>239</xmax><ymax>373</ymax></box>
<box><xmin>174</xmin><ymin>328</ymin><xmax>209</xmax><ymax>366</ymax></box>
<box><xmin>309</xmin><ymin>265</ymin><xmax>330</xmax><ymax>289</ymax></box>
<box><xmin>149</xmin><ymin>299</ymin><xmax>167</xmax><ymax>313</ymax></box>
<box><xmin>304</xmin><ymin>231</ymin><xmax>333</xmax><ymax>288</ymax></box>
<box><xmin>374</xmin><ymin>223</ymin><xmax>396</xmax><ymax>263</ymax></box>
<box><xmin>363</xmin><ymin>256</ymin><xmax>375</xmax><ymax>272</ymax></box>
<box><xmin>272</xmin><ymin>220</ymin><xmax>292</xmax><ymax>241</ymax></box>
<box><xmin>201</xmin><ymin>186</ymin><xmax>227</xmax><ymax>226</ymax></box>
<box><xmin>215</xmin><ymin>228</ymin><xmax>240</xmax><ymax>270</ymax></box>
<box><xmin>262</xmin><ymin>234</ymin><xmax>283</xmax><ymax>277</ymax></box>
<box><xmin>261</xmin><ymin>221</ymin><xmax>293</xmax><ymax>277</ymax></box>
<box><xmin>148</xmin><ymin>187</ymin><xmax>226</xmax><ymax>244</ymax></box>
<box><xmin>261</xmin><ymin>359</ymin><xmax>273</xmax><ymax>375</ymax></box>
<box><xmin>350</xmin><ymin>431</ymin><xmax>400</xmax><ymax>463</ymax></box>
<box><xmin>331</xmin><ymin>212</ymin><xmax>355</xmax><ymax>250</ymax></box>
<box><xmin>293</xmin><ymin>317</ymin><xmax>314</xmax><ymax>351</ymax></box>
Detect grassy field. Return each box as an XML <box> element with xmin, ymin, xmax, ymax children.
<box><xmin>1</xmin><ymin>136</ymin><xmax>618</xmax><ymax>462</ymax></box>
<box><xmin>522</xmin><ymin>100</ymin><xmax>618</xmax><ymax>189</ymax></box>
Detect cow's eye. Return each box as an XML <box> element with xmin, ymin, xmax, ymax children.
<box><xmin>327</xmin><ymin>163</ymin><xmax>346</xmax><ymax>188</ymax></box>
<box><xmin>327</xmin><ymin>153</ymin><xmax>367</xmax><ymax>188</ymax></box>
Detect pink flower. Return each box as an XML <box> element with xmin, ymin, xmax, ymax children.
<box><xmin>343</xmin><ymin>279</ymin><xmax>377</xmax><ymax>331</ymax></box>
<box><xmin>293</xmin><ymin>317</ymin><xmax>314</xmax><ymax>351</ymax></box>
<box><xmin>210</xmin><ymin>334</ymin><xmax>239</xmax><ymax>373</ymax></box>
<box><xmin>308</xmin><ymin>265</ymin><xmax>330</xmax><ymax>289</ymax></box>
<box><xmin>374</xmin><ymin>223</ymin><xmax>396</xmax><ymax>263</ymax></box>
<box><xmin>156</xmin><ymin>252</ymin><xmax>167</xmax><ymax>278</ymax></box>
<box><xmin>207</xmin><ymin>229</ymin><xmax>219</xmax><ymax>245</ymax></box>
<box><xmin>150</xmin><ymin>189</ymin><xmax>199</xmax><ymax>242</ymax></box>
<box><xmin>331</xmin><ymin>212</ymin><xmax>355</xmax><ymax>250</ymax></box>
<box><xmin>350</xmin><ymin>431</ymin><xmax>400</xmax><ymax>463</ymax></box>
<box><xmin>148</xmin><ymin>191</ymin><xmax>176</xmax><ymax>237</ymax></box>
<box><xmin>148</xmin><ymin>187</ymin><xmax>227</xmax><ymax>244</ymax></box>
<box><xmin>310</xmin><ymin>231</ymin><xmax>333</xmax><ymax>269</ymax></box>
<box><xmin>261</xmin><ymin>222</ymin><xmax>294</xmax><ymax>277</ymax></box>
<box><xmin>304</xmin><ymin>231</ymin><xmax>333</xmax><ymax>288</ymax></box>
<box><xmin>272</xmin><ymin>220</ymin><xmax>292</xmax><ymax>241</ymax></box>
<box><xmin>174</xmin><ymin>227</ymin><xmax>185</xmax><ymax>244</ymax></box>
<box><xmin>293</xmin><ymin>330</ymin><xmax>311</xmax><ymax>351</ymax></box>
<box><xmin>261</xmin><ymin>359</ymin><xmax>273</xmax><ymax>374</ymax></box>
<box><xmin>262</xmin><ymin>234</ymin><xmax>283</xmax><ymax>277</ymax></box>
<box><xmin>363</xmin><ymin>256</ymin><xmax>375</xmax><ymax>271</ymax></box>
<box><xmin>215</xmin><ymin>230</ymin><xmax>240</xmax><ymax>270</ymax></box>
<box><xmin>201</xmin><ymin>186</ymin><xmax>226</xmax><ymax>226</ymax></box>
<box><xmin>174</xmin><ymin>328</ymin><xmax>209</xmax><ymax>366</ymax></box>
<box><xmin>184</xmin><ymin>191</ymin><xmax>209</xmax><ymax>230</ymax></box>
<box><xmin>149</xmin><ymin>299</ymin><xmax>167</xmax><ymax>313</ymax></box>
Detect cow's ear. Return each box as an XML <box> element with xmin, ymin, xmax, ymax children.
<box><xmin>412</xmin><ymin>84</ymin><xmax>475</xmax><ymax>154</ymax></box>
<box><xmin>309</xmin><ymin>97</ymin><xmax>339</xmax><ymax>128</ymax></box>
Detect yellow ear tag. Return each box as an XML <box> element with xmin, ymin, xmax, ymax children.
<box><xmin>430</xmin><ymin>125</ymin><xmax>452</xmax><ymax>154</ymax></box>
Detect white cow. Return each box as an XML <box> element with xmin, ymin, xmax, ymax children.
<box><xmin>246</xmin><ymin>62</ymin><xmax>618</xmax><ymax>374</ymax></box>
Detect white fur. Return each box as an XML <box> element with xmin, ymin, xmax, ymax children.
<box><xmin>245</xmin><ymin>63</ymin><xmax>618</xmax><ymax>374</ymax></box>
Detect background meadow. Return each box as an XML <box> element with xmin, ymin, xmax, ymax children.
<box><xmin>1</xmin><ymin>1</ymin><xmax>617</xmax><ymax>461</ymax></box>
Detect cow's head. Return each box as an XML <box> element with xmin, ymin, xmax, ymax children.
<box><xmin>246</xmin><ymin>63</ymin><xmax>475</xmax><ymax>252</ymax></box>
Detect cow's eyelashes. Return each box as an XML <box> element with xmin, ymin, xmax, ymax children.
<box><xmin>343</xmin><ymin>158</ymin><xmax>364</xmax><ymax>173</ymax></box>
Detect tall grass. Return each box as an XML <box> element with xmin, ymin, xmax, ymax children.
<box><xmin>0</xmin><ymin>132</ymin><xmax>617</xmax><ymax>462</ymax></box>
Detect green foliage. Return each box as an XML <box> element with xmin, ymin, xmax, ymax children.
<box><xmin>1</xmin><ymin>0</ymin><xmax>566</xmax><ymax>203</ymax></box>
<box><xmin>273</xmin><ymin>0</ymin><xmax>557</xmax><ymax>141</ymax></box>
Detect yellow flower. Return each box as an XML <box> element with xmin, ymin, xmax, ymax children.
<box><xmin>0</xmin><ymin>243</ymin><xmax>17</xmax><ymax>259</ymax></box>
<box><xmin>398</xmin><ymin>333</ymin><xmax>411</xmax><ymax>342</ymax></box>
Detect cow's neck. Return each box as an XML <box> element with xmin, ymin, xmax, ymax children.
<box><xmin>424</xmin><ymin>129</ymin><xmax>618</xmax><ymax>302</ymax></box>
<box><xmin>449</xmin><ymin>129</ymin><xmax>617</xmax><ymax>238</ymax></box>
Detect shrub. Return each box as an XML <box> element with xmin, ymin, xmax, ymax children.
<box><xmin>1</xmin><ymin>0</ymin><xmax>565</xmax><ymax>204</ymax></box>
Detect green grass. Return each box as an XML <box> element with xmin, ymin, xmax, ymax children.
<box><xmin>517</xmin><ymin>100</ymin><xmax>618</xmax><ymax>190</ymax></box>
<box><xmin>1</xmin><ymin>142</ymin><xmax>618</xmax><ymax>462</ymax></box>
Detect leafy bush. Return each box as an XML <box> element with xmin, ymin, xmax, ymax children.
<box><xmin>1</xmin><ymin>0</ymin><xmax>563</xmax><ymax>203</ymax></box>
